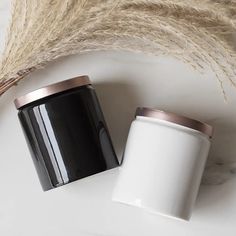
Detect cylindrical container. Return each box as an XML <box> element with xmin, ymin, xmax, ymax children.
<box><xmin>112</xmin><ymin>107</ymin><xmax>213</xmax><ymax>221</ymax></box>
<box><xmin>14</xmin><ymin>75</ymin><xmax>119</xmax><ymax>191</ymax></box>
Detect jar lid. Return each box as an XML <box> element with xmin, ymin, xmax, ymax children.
<box><xmin>136</xmin><ymin>107</ymin><xmax>213</xmax><ymax>138</ymax></box>
<box><xmin>14</xmin><ymin>75</ymin><xmax>91</xmax><ymax>109</ymax></box>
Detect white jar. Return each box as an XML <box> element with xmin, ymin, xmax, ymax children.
<box><xmin>112</xmin><ymin>107</ymin><xmax>213</xmax><ymax>221</ymax></box>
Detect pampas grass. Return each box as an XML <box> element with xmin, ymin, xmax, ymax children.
<box><xmin>0</xmin><ymin>0</ymin><xmax>236</xmax><ymax>96</ymax></box>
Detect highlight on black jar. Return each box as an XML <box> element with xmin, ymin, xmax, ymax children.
<box><xmin>14</xmin><ymin>75</ymin><xmax>119</xmax><ymax>191</ymax></box>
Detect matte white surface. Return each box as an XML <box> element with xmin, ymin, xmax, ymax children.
<box><xmin>113</xmin><ymin>116</ymin><xmax>210</xmax><ymax>221</ymax></box>
<box><xmin>1</xmin><ymin>1</ymin><xmax>236</xmax><ymax>235</ymax></box>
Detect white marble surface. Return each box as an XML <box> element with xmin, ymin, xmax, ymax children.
<box><xmin>1</xmin><ymin>1</ymin><xmax>236</xmax><ymax>235</ymax></box>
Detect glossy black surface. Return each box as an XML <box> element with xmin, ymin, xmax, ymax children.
<box><xmin>18</xmin><ymin>85</ymin><xmax>118</xmax><ymax>191</ymax></box>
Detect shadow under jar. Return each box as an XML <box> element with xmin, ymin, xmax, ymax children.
<box><xmin>14</xmin><ymin>76</ymin><xmax>119</xmax><ymax>191</ymax></box>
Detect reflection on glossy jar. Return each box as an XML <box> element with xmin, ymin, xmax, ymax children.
<box><xmin>112</xmin><ymin>107</ymin><xmax>213</xmax><ymax>221</ymax></box>
<box><xmin>14</xmin><ymin>76</ymin><xmax>119</xmax><ymax>191</ymax></box>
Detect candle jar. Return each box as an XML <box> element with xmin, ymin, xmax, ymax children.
<box><xmin>112</xmin><ymin>107</ymin><xmax>213</xmax><ymax>221</ymax></box>
<box><xmin>14</xmin><ymin>76</ymin><xmax>119</xmax><ymax>191</ymax></box>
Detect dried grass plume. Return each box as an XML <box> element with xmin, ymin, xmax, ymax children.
<box><xmin>0</xmin><ymin>0</ymin><xmax>236</xmax><ymax>96</ymax></box>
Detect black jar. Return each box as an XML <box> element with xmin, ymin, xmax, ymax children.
<box><xmin>14</xmin><ymin>76</ymin><xmax>119</xmax><ymax>191</ymax></box>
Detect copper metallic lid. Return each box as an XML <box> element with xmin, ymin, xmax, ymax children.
<box><xmin>136</xmin><ymin>107</ymin><xmax>213</xmax><ymax>138</ymax></box>
<box><xmin>14</xmin><ymin>75</ymin><xmax>91</xmax><ymax>109</ymax></box>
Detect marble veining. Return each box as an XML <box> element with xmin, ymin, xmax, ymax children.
<box><xmin>202</xmin><ymin>160</ymin><xmax>236</xmax><ymax>185</ymax></box>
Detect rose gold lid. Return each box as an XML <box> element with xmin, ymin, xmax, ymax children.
<box><xmin>14</xmin><ymin>75</ymin><xmax>91</xmax><ymax>109</ymax></box>
<box><xmin>136</xmin><ymin>107</ymin><xmax>213</xmax><ymax>138</ymax></box>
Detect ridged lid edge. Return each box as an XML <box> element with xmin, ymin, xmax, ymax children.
<box><xmin>14</xmin><ymin>75</ymin><xmax>91</xmax><ymax>109</ymax></box>
<box><xmin>136</xmin><ymin>107</ymin><xmax>213</xmax><ymax>138</ymax></box>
